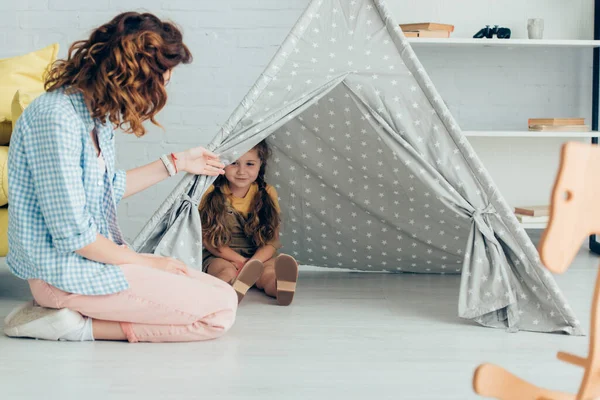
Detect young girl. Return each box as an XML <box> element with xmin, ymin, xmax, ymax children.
<box><xmin>199</xmin><ymin>140</ymin><xmax>299</xmax><ymax>305</ymax></box>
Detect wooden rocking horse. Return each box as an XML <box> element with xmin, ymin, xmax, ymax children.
<box><xmin>472</xmin><ymin>142</ymin><xmax>600</xmax><ymax>399</ymax></box>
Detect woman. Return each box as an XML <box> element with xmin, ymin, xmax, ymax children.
<box><xmin>3</xmin><ymin>12</ymin><xmax>238</xmax><ymax>343</ymax></box>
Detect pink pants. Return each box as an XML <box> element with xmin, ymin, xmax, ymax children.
<box><xmin>28</xmin><ymin>264</ymin><xmax>238</xmax><ymax>343</ymax></box>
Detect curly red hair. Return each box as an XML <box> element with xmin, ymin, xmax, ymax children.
<box><xmin>45</xmin><ymin>11</ymin><xmax>192</xmax><ymax>136</ymax></box>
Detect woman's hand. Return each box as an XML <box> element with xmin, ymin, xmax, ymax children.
<box><xmin>175</xmin><ymin>146</ymin><xmax>225</xmax><ymax>176</ymax></box>
<box><xmin>139</xmin><ymin>254</ymin><xmax>189</xmax><ymax>276</ymax></box>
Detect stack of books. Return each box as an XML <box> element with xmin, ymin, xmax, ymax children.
<box><xmin>528</xmin><ymin>118</ymin><xmax>590</xmax><ymax>132</ymax></box>
<box><xmin>400</xmin><ymin>22</ymin><xmax>454</xmax><ymax>38</ymax></box>
<box><xmin>514</xmin><ymin>205</ymin><xmax>549</xmax><ymax>224</ymax></box>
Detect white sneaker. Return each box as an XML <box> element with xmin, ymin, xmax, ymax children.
<box><xmin>3</xmin><ymin>301</ymin><xmax>85</xmax><ymax>341</ymax></box>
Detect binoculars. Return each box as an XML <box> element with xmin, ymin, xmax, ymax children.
<box><xmin>473</xmin><ymin>25</ymin><xmax>512</xmax><ymax>39</ymax></box>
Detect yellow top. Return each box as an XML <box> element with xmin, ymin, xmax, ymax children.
<box><xmin>200</xmin><ymin>182</ymin><xmax>280</xmax><ymax>217</ymax></box>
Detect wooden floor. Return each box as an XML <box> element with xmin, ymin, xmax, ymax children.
<box><xmin>0</xmin><ymin>233</ymin><xmax>598</xmax><ymax>399</ymax></box>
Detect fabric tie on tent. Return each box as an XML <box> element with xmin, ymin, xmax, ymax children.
<box><xmin>470</xmin><ymin>203</ymin><xmax>499</xmax><ymax>246</ymax></box>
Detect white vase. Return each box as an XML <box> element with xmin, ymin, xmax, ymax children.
<box><xmin>527</xmin><ymin>18</ymin><xmax>544</xmax><ymax>39</ymax></box>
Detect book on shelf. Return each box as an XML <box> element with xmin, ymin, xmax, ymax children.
<box><xmin>528</xmin><ymin>118</ymin><xmax>585</xmax><ymax>126</ymax></box>
<box><xmin>528</xmin><ymin>124</ymin><xmax>591</xmax><ymax>132</ymax></box>
<box><xmin>400</xmin><ymin>22</ymin><xmax>455</xmax><ymax>32</ymax></box>
<box><xmin>514</xmin><ymin>205</ymin><xmax>549</xmax><ymax>217</ymax></box>
<box><xmin>404</xmin><ymin>30</ymin><xmax>451</xmax><ymax>38</ymax></box>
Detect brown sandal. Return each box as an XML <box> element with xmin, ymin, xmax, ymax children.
<box><xmin>274</xmin><ymin>254</ymin><xmax>299</xmax><ymax>306</ymax></box>
<box><xmin>231</xmin><ymin>259</ymin><xmax>264</xmax><ymax>304</ymax></box>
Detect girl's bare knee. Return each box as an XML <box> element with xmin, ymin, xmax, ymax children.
<box><xmin>222</xmin><ymin>268</ymin><xmax>238</xmax><ymax>283</ymax></box>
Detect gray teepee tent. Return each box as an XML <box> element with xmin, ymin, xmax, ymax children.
<box><xmin>132</xmin><ymin>0</ymin><xmax>581</xmax><ymax>334</ymax></box>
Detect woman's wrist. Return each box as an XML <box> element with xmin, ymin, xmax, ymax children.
<box><xmin>172</xmin><ymin>151</ymin><xmax>185</xmax><ymax>173</ymax></box>
<box><xmin>160</xmin><ymin>154</ymin><xmax>176</xmax><ymax>176</ymax></box>
<box><xmin>160</xmin><ymin>152</ymin><xmax>185</xmax><ymax>177</ymax></box>
<box><xmin>128</xmin><ymin>251</ymin><xmax>151</xmax><ymax>266</ymax></box>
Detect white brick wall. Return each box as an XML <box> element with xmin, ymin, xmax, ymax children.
<box><xmin>0</xmin><ymin>0</ymin><xmax>594</xmax><ymax>239</ymax></box>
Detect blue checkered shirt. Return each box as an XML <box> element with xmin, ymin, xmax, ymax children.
<box><xmin>7</xmin><ymin>88</ymin><xmax>130</xmax><ymax>295</ymax></box>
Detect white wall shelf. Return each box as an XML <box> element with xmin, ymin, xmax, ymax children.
<box><xmin>463</xmin><ymin>130</ymin><xmax>598</xmax><ymax>138</ymax></box>
<box><xmin>408</xmin><ymin>34</ymin><xmax>600</xmax><ymax>234</ymax></box>
<box><xmin>407</xmin><ymin>38</ymin><xmax>600</xmax><ymax>48</ymax></box>
<box><xmin>521</xmin><ymin>221</ymin><xmax>548</xmax><ymax>230</ymax></box>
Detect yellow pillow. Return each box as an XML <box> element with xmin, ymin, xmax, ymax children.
<box><xmin>0</xmin><ymin>43</ymin><xmax>58</xmax><ymax>122</ymax></box>
<box><xmin>0</xmin><ymin>146</ymin><xmax>7</xmax><ymax>206</ymax></box>
<box><xmin>11</xmin><ymin>89</ymin><xmax>44</xmax><ymax>131</ymax></box>
<box><xmin>0</xmin><ymin>118</ymin><xmax>10</xmax><ymax>146</ymax></box>
<box><xmin>0</xmin><ymin>206</ymin><xmax>8</xmax><ymax>257</ymax></box>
